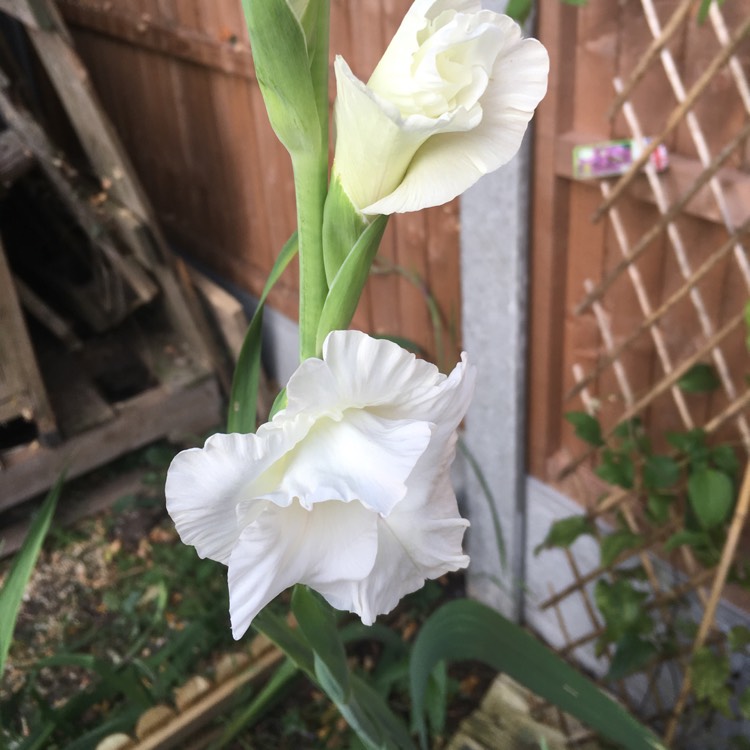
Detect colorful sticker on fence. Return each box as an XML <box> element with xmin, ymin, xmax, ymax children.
<box><xmin>572</xmin><ymin>138</ymin><xmax>669</xmax><ymax>180</ymax></box>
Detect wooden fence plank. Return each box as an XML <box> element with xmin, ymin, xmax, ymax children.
<box><xmin>528</xmin><ymin>1</ymin><xmax>579</xmax><ymax>477</ymax></box>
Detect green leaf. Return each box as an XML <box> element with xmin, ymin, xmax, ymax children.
<box><xmin>646</xmin><ymin>493</ymin><xmax>673</xmax><ymax>525</ymax></box>
<box><xmin>677</xmin><ymin>363</ymin><xmax>721</xmax><ymax>393</ymax></box>
<box><xmin>740</xmin><ymin>686</ymin><xmax>750</xmax><ymax>720</ymax></box>
<box><xmin>607</xmin><ymin>634</ymin><xmax>658</xmax><ymax>681</ymax></box>
<box><xmin>596</xmin><ymin>450</ymin><xmax>635</xmax><ymax>489</ymax></box>
<box><xmin>534</xmin><ymin>515</ymin><xmax>593</xmax><ymax>555</ymax></box>
<box><xmin>0</xmin><ymin>475</ymin><xmax>62</xmax><ymax>676</ymax></box>
<box><xmin>345</xmin><ymin>673</ymin><xmax>416</xmax><ymax>750</ymax></box>
<box><xmin>253</xmin><ymin>604</ymin><xmax>414</xmax><ymax>750</ymax></box>
<box><xmin>252</xmin><ymin>607</ymin><xmax>316</xmax><ymax>677</ymax></box>
<box><xmin>322</xmin><ymin>174</ymin><xmax>369</xmax><ymax>286</ymax></box>
<box><xmin>409</xmin><ymin>599</ymin><xmax>665</xmax><ymax>750</ymax></box>
<box><xmin>613</xmin><ymin>417</ymin><xmax>643</xmax><ymax>439</ymax></box>
<box><xmin>594</xmin><ymin>580</ymin><xmax>652</xmax><ymax>643</ymax></box>
<box><xmin>710</xmin><ymin>444</ymin><xmax>739</xmax><ymax>478</ymax></box>
<box><xmin>422</xmin><ymin>662</ymin><xmax>448</xmax><ymax>740</ymax></box>
<box><xmin>504</xmin><ymin>0</ymin><xmax>533</xmax><ymax>23</ymax></box>
<box><xmin>600</xmin><ymin>530</ymin><xmax>644</xmax><ymax>568</ymax></box>
<box><xmin>666</xmin><ymin>429</ymin><xmax>707</xmax><ymax>459</ymax></box>
<box><xmin>228</xmin><ymin>232</ymin><xmax>298</xmax><ymax>433</ymax></box>
<box><xmin>316</xmin><ymin>214</ymin><xmax>388</xmax><ymax>351</ymax></box>
<box><xmin>565</xmin><ymin>411</ymin><xmax>604</xmax><ymax>446</ymax></box>
<box><xmin>663</xmin><ymin>529</ymin><xmax>712</xmax><ymax>552</ymax></box>
<box><xmin>697</xmin><ymin>0</ymin><xmax>726</xmax><ymax>24</ymax></box>
<box><xmin>643</xmin><ymin>455</ymin><xmax>680</xmax><ymax>490</ymax></box>
<box><xmin>728</xmin><ymin>625</ymin><xmax>750</xmax><ymax>652</ymax></box>
<box><xmin>293</xmin><ymin>0</ymin><xmax>330</xmax><ymax>148</ymax></box>
<box><xmin>291</xmin><ymin>586</ymin><xmax>350</xmax><ymax>703</ymax></box>
<box><xmin>687</xmin><ymin>468</ymin><xmax>735</xmax><ymax>529</ymax></box>
<box><xmin>691</xmin><ymin>648</ymin><xmax>732</xmax><ymax>716</ymax></box>
<box><xmin>241</xmin><ymin>0</ymin><xmax>320</xmax><ymax>155</ymax></box>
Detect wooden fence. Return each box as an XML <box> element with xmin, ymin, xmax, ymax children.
<box><xmin>55</xmin><ymin>0</ymin><xmax>462</xmax><ymax>366</ymax></box>
<box><xmin>531</xmin><ymin>0</ymin><xmax>750</xmax><ymax>742</ymax></box>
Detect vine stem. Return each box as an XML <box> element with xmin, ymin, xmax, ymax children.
<box><xmin>664</xmin><ymin>460</ymin><xmax>750</xmax><ymax>745</ymax></box>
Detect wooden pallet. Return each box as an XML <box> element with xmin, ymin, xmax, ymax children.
<box><xmin>0</xmin><ymin>0</ymin><xmax>223</xmax><ymax>508</ymax></box>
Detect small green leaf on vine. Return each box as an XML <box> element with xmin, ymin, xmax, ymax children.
<box><xmin>692</xmin><ymin>647</ymin><xmax>730</xmax><ymax>699</ymax></box>
<box><xmin>607</xmin><ymin>633</ymin><xmax>657</xmax><ymax>681</ymax></box>
<box><xmin>678</xmin><ymin>363</ymin><xmax>721</xmax><ymax>393</ymax></box>
<box><xmin>729</xmin><ymin>625</ymin><xmax>750</xmax><ymax>653</ymax></box>
<box><xmin>663</xmin><ymin>529</ymin><xmax>712</xmax><ymax>553</ymax></box>
<box><xmin>646</xmin><ymin>493</ymin><xmax>673</xmax><ymax>525</ymax></box>
<box><xmin>534</xmin><ymin>515</ymin><xmax>594</xmax><ymax>554</ymax></box>
<box><xmin>596</xmin><ymin>450</ymin><xmax>634</xmax><ymax>489</ymax></box>
<box><xmin>594</xmin><ymin>579</ymin><xmax>651</xmax><ymax>644</ymax></box>
<box><xmin>739</xmin><ymin>687</ymin><xmax>750</xmax><ymax>721</ymax></box>
<box><xmin>600</xmin><ymin>530</ymin><xmax>644</xmax><ymax>568</ymax></box>
<box><xmin>565</xmin><ymin>411</ymin><xmax>604</xmax><ymax>446</ymax></box>
<box><xmin>667</xmin><ymin>428</ymin><xmax>708</xmax><ymax>460</ymax></box>
<box><xmin>710</xmin><ymin>444</ymin><xmax>739</xmax><ymax>478</ymax></box>
<box><xmin>643</xmin><ymin>455</ymin><xmax>680</xmax><ymax>490</ymax></box>
<box><xmin>688</xmin><ymin>468</ymin><xmax>735</xmax><ymax>529</ymax></box>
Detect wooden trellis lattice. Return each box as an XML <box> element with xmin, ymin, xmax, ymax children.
<box><xmin>537</xmin><ymin>1</ymin><xmax>750</xmax><ymax>746</ymax></box>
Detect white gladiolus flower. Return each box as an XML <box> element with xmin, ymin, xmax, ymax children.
<box><xmin>166</xmin><ymin>331</ymin><xmax>475</xmax><ymax>639</ymax></box>
<box><xmin>331</xmin><ymin>0</ymin><xmax>549</xmax><ymax>215</ymax></box>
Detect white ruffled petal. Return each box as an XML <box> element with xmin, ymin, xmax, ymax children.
<box><xmin>375</xmin><ymin>0</ymin><xmax>483</xmax><ymax>79</ymax></box>
<box><xmin>332</xmin><ymin>56</ymin><xmax>469</xmax><ymax>213</ymax></box>
<box><xmin>321</xmin><ymin>330</ymin><xmax>443</xmax><ymax>409</ymax></box>
<box><xmin>259</xmin><ymin>409</ymin><xmax>432</xmax><ymax>517</ymax></box>
<box><xmin>168</xmin><ymin>328</ymin><xmax>476</xmax><ymax>634</ymax></box>
<box><xmin>166</xmin><ymin>422</ymin><xmax>312</xmax><ymax>563</ymax></box>
<box><xmin>390</xmin><ymin>352</ymin><xmax>476</xmax><ymax>436</ymax></box>
<box><xmin>316</xmin><ymin>473</ymin><xmax>469</xmax><ymax>624</ymax></box>
<box><xmin>228</xmin><ymin>499</ymin><xmax>379</xmax><ymax>638</ymax></box>
<box><xmin>166</xmin><ymin>433</ymin><xmax>266</xmax><ymax>565</ymax></box>
<box><xmin>363</xmin><ymin>24</ymin><xmax>549</xmax><ymax>215</ymax></box>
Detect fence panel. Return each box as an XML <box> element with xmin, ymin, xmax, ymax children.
<box><xmin>531</xmin><ymin>1</ymin><xmax>750</xmax><ymax>742</ymax></box>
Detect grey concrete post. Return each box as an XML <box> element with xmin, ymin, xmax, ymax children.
<box><xmin>459</xmin><ymin>132</ymin><xmax>531</xmax><ymax>621</ymax></box>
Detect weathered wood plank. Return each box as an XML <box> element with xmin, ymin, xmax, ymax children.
<box><xmin>0</xmin><ymin>238</ymin><xmax>57</xmax><ymax>441</ymax></box>
<box><xmin>528</xmin><ymin>1</ymin><xmax>578</xmax><ymax>478</ymax></box>
<box><xmin>0</xmin><ymin>0</ymin><xmax>57</xmax><ymax>30</ymax></box>
<box><xmin>0</xmin><ymin>82</ymin><xmax>159</xmax><ymax>310</ymax></box>
<box><xmin>447</xmin><ymin>675</ymin><xmax>606</xmax><ymax>750</ymax></box>
<box><xmin>18</xmin><ymin>0</ymin><xmax>213</xmax><ymax>369</ymax></box>
<box><xmin>57</xmin><ymin>0</ymin><xmax>254</xmax><ymax>79</ymax></box>
<box><xmin>0</xmin><ymin>129</ymin><xmax>34</xmax><ymax>183</ymax></box>
<box><xmin>0</xmin><ymin>377</ymin><xmax>221</xmax><ymax>510</ymax></box>
<box><xmin>189</xmin><ymin>269</ymin><xmax>247</xmax><ymax>362</ymax></box>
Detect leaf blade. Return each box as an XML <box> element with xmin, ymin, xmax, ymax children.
<box><xmin>0</xmin><ymin>475</ymin><xmax>63</xmax><ymax>676</ymax></box>
<box><xmin>687</xmin><ymin>468</ymin><xmax>735</xmax><ymax>529</ymax></box>
<box><xmin>409</xmin><ymin>599</ymin><xmax>665</xmax><ymax>750</ymax></box>
<box><xmin>228</xmin><ymin>232</ymin><xmax>298</xmax><ymax>433</ymax></box>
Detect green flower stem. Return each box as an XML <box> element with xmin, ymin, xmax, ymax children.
<box><xmin>294</xmin><ymin>0</ymin><xmax>329</xmax><ymax>362</ymax></box>
<box><xmin>293</xmin><ymin>152</ymin><xmax>328</xmax><ymax>361</ymax></box>
<box><xmin>308</xmin><ymin>0</ymin><xmax>330</xmax><ymax>145</ymax></box>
